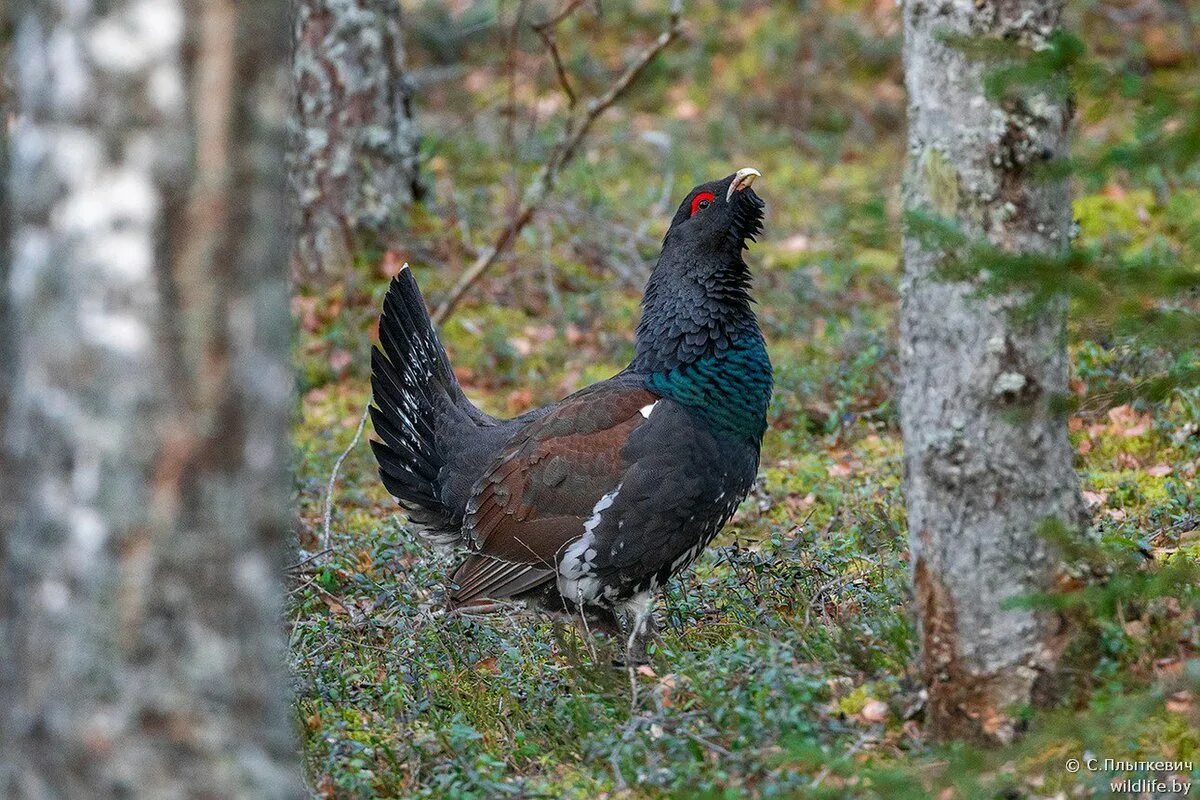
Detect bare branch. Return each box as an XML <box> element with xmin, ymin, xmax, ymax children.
<box><xmin>531</xmin><ymin>0</ymin><xmax>590</xmax><ymax>33</ymax></box>
<box><xmin>430</xmin><ymin>1</ymin><xmax>685</xmax><ymax>325</ymax></box>
<box><xmin>534</xmin><ymin>25</ymin><xmax>577</xmax><ymax>109</ymax></box>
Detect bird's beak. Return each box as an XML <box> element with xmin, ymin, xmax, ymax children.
<box><xmin>727</xmin><ymin>167</ymin><xmax>762</xmax><ymax>202</ymax></box>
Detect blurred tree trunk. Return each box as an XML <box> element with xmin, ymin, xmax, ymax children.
<box><xmin>900</xmin><ymin>0</ymin><xmax>1085</xmax><ymax>743</ymax></box>
<box><xmin>0</xmin><ymin>0</ymin><xmax>302</xmax><ymax>796</ymax></box>
<box><xmin>291</xmin><ymin>0</ymin><xmax>421</xmax><ymax>278</ymax></box>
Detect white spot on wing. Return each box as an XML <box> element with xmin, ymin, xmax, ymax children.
<box><xmin>558</xmin><ymin>483</ymin><xmax>621</xmax><ymax>603</ymax></box>
<box><xmin>639</xmin><ymin>402</ymin><xmax>657</xmax><ymax>419</ymax></box>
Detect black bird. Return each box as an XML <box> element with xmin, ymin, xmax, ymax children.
<box><xmin>370</xmin><ymin>168</ymin><xmax>772</xmax><ymax>661</ymax></box>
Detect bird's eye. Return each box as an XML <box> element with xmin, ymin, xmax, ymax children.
<box><xmin>689</xmin><ymin>191</ymin><xmax>716</xmax><ymax>217</ymax></box>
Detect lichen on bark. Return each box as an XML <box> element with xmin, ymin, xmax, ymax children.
<box><xmin>290</xmin><ymin>0</ymin><xmax>421</xmax><ymax>277</ymax></box>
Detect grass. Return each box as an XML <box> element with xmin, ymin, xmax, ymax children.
<box><xmin>290</xmin><ymin>1</ymin><xmax>1199</xmax><ymax>796</ymax></box>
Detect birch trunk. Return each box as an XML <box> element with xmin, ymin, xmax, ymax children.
<box><xmin>900</xmin><ymin>0</ymin><xmax>1086</xmax><ymax>743</ymax></box>
<box><xmin>0</xmin><ymin>0</ymin><xmax>302</xmax><ymax>795</ymax></box>
<box><xmin>290</xmin><ymin>0</ymin><xmax>421</xmax><ymax>277</ymax></box>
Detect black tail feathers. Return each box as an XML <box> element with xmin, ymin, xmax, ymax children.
<box><xmin>370</xmin><ymin>267</ymin><xmax>475</xmax><ymax>537</ymax></box>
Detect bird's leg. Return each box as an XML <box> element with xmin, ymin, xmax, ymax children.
<box><xmin>580</xmin><ymin>605</ymin><xmax>622</xmax><ymax>639</ymax></box>
<box><xmin>618</xmin><ymin>592</ymin><xmax>656</xmax><ymax>667</ymax></box>
<box><xmin>628</xmin><ymin>611</ymin><xmax>658</xmax><ymax>665</ymax></box>
<box><xmin>564</xmin><ymin>603</ymin><xmax>622</xmax><ymax>663</ymax></box>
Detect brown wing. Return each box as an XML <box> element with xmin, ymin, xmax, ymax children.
<box><xmin>448</xmin><ymin>379</ymin><xmax>658</xmax><ymax>606</ymax></box>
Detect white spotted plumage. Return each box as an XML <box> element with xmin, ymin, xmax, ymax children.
<box><xmin>558</xmin><ymin>483</ymin><xmax>622</xmax><ymax>602</ymax></box>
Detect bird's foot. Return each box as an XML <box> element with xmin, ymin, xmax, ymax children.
<box><xmin>613</xmin><ymin>597</ymin><xmax>658</xmax><ymax>668</ymax></box>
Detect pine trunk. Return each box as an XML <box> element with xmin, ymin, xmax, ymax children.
<box><xmin>0</xmin><ymin>0</ymin><xmax>302</xmax><ymax>795</ymax></box>
<box><xmin>290</xmin><ymin>0</ymin><xmax>421</xmax><ymax>277</ymax></box>
<box><xmin>900</xmin><ymin>0</ymin><xmax>1086</xmax><ymax>743</ymax></box>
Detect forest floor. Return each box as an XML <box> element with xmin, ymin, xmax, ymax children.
<box><xmin>289</xmin><ymin>2</ymin><xmax>1199</xmax><ymax>796</ymax></box>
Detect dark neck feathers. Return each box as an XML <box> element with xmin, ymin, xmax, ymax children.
<box><xmin>630</xmin><ymin>247</ymin><xmax>759</xmax><ymax>373</ymax></box>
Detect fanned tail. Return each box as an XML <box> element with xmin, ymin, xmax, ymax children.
<box><xmin>370</xmin><ymin>267</ymin><xmax>480</xmax><ymax>540</ymax></box>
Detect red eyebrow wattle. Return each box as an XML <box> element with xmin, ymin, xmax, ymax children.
<box><xmin>689</xmin><ymin>191</ymin><xmax>716</xmax><ymax>217</ymax></box>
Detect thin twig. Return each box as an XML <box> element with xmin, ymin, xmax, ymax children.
<box><xmin>811</xmin><ymin>730</ymin><xmax>871</xmax><ymax>788</ymax></box>
<box><xmin>285</xmin><ymin>548</ymin><xmax>333</xmax><ymax>573</ymax></box>
<box><xmin>531</xmin><ymin>0</ymin><xmax>590</xmax><ymax>32</ymax></box>
<box><xmin>321</xmin><ymin>401</ymin><xmax>370</xmax><ymax>557</ymax></box>
<box><xmin>534</xmin><ymin>25</ymin><xmax>577</xmax><ymax>108</ymax></box>
<box><xmin>431</xmin><ymin>0</ymin><xmax>685</xmax><ymax>324</ymax></box>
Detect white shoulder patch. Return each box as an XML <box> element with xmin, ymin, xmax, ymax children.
<box><xmin>639</xmin><ymin>401</ymin><xmax>658</xmax><ymax>419</ymax></box>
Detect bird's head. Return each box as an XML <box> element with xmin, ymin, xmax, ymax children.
<box><xmin>663</xmin><ymin>167</ymin><xmax>765</xmax><ymax>256</ymax></box>
<box><xmin>632</xmin><ymin>168</ymin><xmax>767</xmax><ymax>372</ymax></box>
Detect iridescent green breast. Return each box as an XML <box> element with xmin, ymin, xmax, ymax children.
<box><xmin>645</xmin><ymin>336</ymin><xmax>773</xmax><ymax>441</ymax></box>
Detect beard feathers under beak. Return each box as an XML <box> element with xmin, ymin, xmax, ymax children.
<box><xmin>726</xmin><ymin>167</ymin><xmax>762</xmax><ymax>202</ymax></box>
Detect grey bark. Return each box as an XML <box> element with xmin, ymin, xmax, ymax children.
<box><xmin>0</xmin><ymin>0</ymin><xmax>303</xmax><ymax>796</ymax></box>
<box><xmin>290</xmin><ymin>0</ymin><xmax>421</xmax><ymax>277</ymax></box>
<box><xmin>900</xmin><ymin>0</ymin><xmax>1086</xmax><ymax>742</ymax></box>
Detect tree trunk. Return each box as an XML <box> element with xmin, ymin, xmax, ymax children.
<box><xmin>290</xmin><ymin>0</ymin><xmax>421</xmax><ymax>277</ymax></box>
<box><xmin>0</xmin><ymin>1</ymin><xmax>302</xmax><ymax>796</ymax></box>
<box><xmin>900</xmin><ymin>0</ymin><xmax>1086</xmax><ymax>743</ymax></box>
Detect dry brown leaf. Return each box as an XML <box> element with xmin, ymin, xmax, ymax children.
<box><xmin>780</xmin><ymin>233</ymin><xmax>812</xmax><ymax>253</ymax></box>
<box><xmin>506</xmin><ymin>388</ymin><xmax>534</xmax><ymax>415</ymax></box>
<box><xmin>320</xmin><ymin>594</ymin><xmax>347</xmax><ymax>615</ymax></box>
<box><xmin>380</xmin><ymin>251</ymin><xmax>405</xmax><ymax>278</ymax></box>
<box><xmin>1165</xmin><ymin>691</ymin><xmax>1194</xmax><ymax>715</ymax></box>
<box><xmin>860</xmin><ymin>699</ymin><xmax>889</xmax><ymax>723</ymax></box>
<box><xmin>329</xmin><ymin>348</ymin><xmax>352</xmax><ymax>376</ymax></box>
<box><xmin>1116</xmin><ymin>452</ymin><xmax>1141</xmax><ymax>470</ymax></box>
<box><xmin>827</xmin><ymin>462</ymin><xmax>854</xmax><ymax>478</ymax></box>
<box><xmin>1107</xmin><ymin>404</ymin><xmax>1152</xmax><ymax>437</ymax></box>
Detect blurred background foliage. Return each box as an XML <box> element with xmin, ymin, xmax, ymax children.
<box><xmin>290</xmin><ymin>0</ymin><xmax>1199</xmax><ymax>795</ymax></box>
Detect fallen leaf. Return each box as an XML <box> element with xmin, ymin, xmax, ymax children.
<box><xmin>780</xmin><ymin>233</ymin><xmax>812</xmax><ymax>253</ymax></box>
<box><xmin>1107</xmin><ymin>404</ymin><xmax>1152</xmax><ymax>438</ymax></box>
<box><xmin>1116</xmin><ymin>452</ymin><xmax>1141</xmax><ymax>470</ymax></box>
<box><xmin>380</xmin><ymin>252</ymin><xmax>405</xmax><ymax>278</ymax></box>
<box><xmin>506</xmin><ymin>388</ymin><xmax>534</xmax><ymax>415</ymax></box>
<box><xmin>1146</xmin><ymin>464</ymin><xmax>1173</xmax><ymax>477</ymax></box>
<box><xmin>860</xmin><ymin>699</ymin><xmax>889</xmax><ymax>723</ymax></box>
<box><xmin>320</xmin><ymin>593</ymin><xmax>347</xmax><ymax>615</ymax></box>
<box><xmin>674</xmin><ymin>98</ymin><xmax>699</xmax><ymax>120</ymax></box>
<box><xmin>827</xmin><ymin>462</ymin><xmax>854</xmax><ymax>478</ymax></box>
<box><xmin>1103</xmin><ymin>182</ymin><xmax>1127</xmax><ymax>200</ymax></box>
<box><xmin>1154</xmin><ymin>657</ymin><xmax>1181</xmax><ymax>676</ymax></box>
<box><xmin>329</xmin><ymin>348</ymin><xmax>352</xmax><ymax>375</ymax></box>
<box><xmin>636</xmin><ymin>664</ymin><xmax>658</xmax><ymax>678</ymax></box>
<box><xmin>1166</xmin><ymin>691</ymin><xmax>1193</xmax><ymax>714</ymax></box>
<box><xmin>1082</xmin><ymin>490</ymin><xmax>1108</xmax><ymax>509</ymax></box>
<box><xmin>657</xmin><ymin>673</ymin><xmax>678</xmax><ymax>707</ymax></box>
<box><xmin>785</xmin><ymin>493</ymin><xmax>816</xmax><ymax>515</ymax></box>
